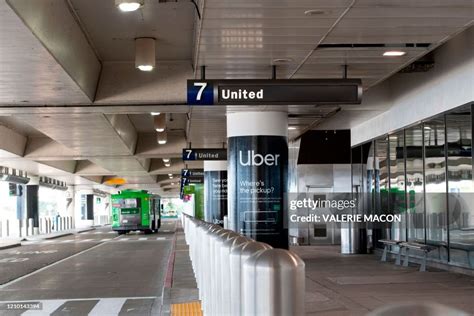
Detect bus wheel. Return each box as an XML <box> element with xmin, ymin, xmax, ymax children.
<box><xmin>144</xmin><ymin>229</ymin><xmax>153</xmax><ymax>235</ymax></box>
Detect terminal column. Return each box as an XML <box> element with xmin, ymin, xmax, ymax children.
<box><xmin>204</xmin><ymin>160</ymin><xmax>228</xmax><ymax>226</ymax></box>
<box><xmin>227</xmin><ymin>111</ymin><xmax>288</xmax><ymax>249</ymax></box>
<box><xmin>26</xmin><ymin>183</ymin><xmax>39</xmax><ymax>235</ymax></box>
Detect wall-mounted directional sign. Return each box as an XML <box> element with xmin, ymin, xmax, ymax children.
<box><xmin>181</xmin><ymin>169</ymin><xmax>204</xmax><ymax>177</ymax></box>
<box><xmin>182</xmin><ymin>148</ymin><xmax>227</xmax><ymax>161</ymax></box>
<box><xmin>187</xmin><ymin>79</ymin><xmax>362</xmax><ymax>106</ymax></box>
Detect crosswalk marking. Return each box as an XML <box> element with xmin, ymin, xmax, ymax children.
<box><xmin>108</xmin><ymin>231</ymin><xmax>116</xmax><ymax>234</ymax></box>
<box><xmin>119</xmin><ymin>238</ymin><xmax>130</xmax><ymax>241</ymax></box>
<box><xmin>156</xmin><ymin>237</ymin><xmax>165</xmax><ymax>240</ymax></box>
<box><xmin>100</xmin><ymin>238</ymin><xmax>112</xmax><ymax>242</ymax></box>
<box><xmin>88</xmin><ymin>298</ymin><xmax>127</xmax><ymax>316</ymax></box>
<box><xmin>138</xmin><ymin>237</ymin><xmax>147</xmax><ymax>241</ymax></box>
<box><xmin>0</xmin><ymin>297</ymin><xmax>158</xmax><ymax>316</ymax></box>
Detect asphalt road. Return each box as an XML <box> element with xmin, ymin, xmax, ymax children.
<box><xmin>0</xmin><ymin>220</ymin><xmax>177</xmax><ymax>315</ymax></box>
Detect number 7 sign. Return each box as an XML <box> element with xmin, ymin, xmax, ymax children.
<box><xmin>187</xmin><ymin>80</ymin><xmax>214</xmax><ymax>105</ymax></box>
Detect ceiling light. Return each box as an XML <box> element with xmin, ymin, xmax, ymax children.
<box><xmin>164</xmin><ymin>162</ymin><xmax>171</xmax><ymax>167</ymax></box>
<box><xmin>288</xmin><ymin>126</ymin><xmax>297</xmax><ymax>130</ymax></box>
<box><xmin>272</xmin><ymin>58</ymin><xmax>293</xmax><ymax>64</ymax></box>
<box><xmin>115</xmin><ymin>0</ymin><xmax>144</xmax><ymax>12</ymax></box>
<box><xmin>383</xmin><ymin>51</ymin><xmax>406</xmax><ymax>57</ymax></box>
<box><xmin>135</xmin><ymin>38</ymin><xmax>156</xmax><ymax>71</ymax></box>
<box><xmin>151</xmin><ymin>112</ymin><xmax>161</xmax><ymax>116</ymax></box>
<box><xmin>157</xmin><ymin>131</ymin><xmax>168</xmax><ymax>145</ymax></box>
<box><xmin>163</xmin><ymin>158</ymin><xmax>170</xmax><ymax>163</ymax></box>
<box><xmin>154</xmin><ymin>114</ymin><xmax>166</xmax><ymax>132</ymax></box>
<box><xmin>304</xmin><ymin>9</ymin><xmax>327</xmax><ymax>16</ymax></box>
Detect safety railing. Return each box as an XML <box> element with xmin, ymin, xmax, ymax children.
<box><xmin>0</xmin><ymin>216</ymin><xmax>74</xmax><ymax>238</ymax></box>
<box><xmin>182</xmin><ymin>214</ymin><xmax>305</xmax><ymax>316</ymax></box>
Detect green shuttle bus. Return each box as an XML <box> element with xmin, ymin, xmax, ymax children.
<box><xmin>111</xmin><ymin>189</ymin><xmax>161</xmax><ymax>234</ymax></box>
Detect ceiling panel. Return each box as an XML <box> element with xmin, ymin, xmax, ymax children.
<box><xmin>69</xmin><ymin>0</ymin><xmax>195</xmax><ymax>61</ymax></box>
<box><xmin>0</xmin><ymin>1</ymin><xmax>90</xmax><ymax>105</ymax></box>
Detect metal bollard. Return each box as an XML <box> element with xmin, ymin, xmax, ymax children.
<box><xmin>230</xmin><ymin>241</ymin><xmax>272</xmax><ymax>316</ymax></box>
<box><xmin>220</xmin><ymin>235</ymin><xmax>251</xmax><ymax>315</ymax></box>
<box><xmin>242</xmin><ymin>248</ymin><xmax>305</xmax><ymax>316</ymax></box>
<box><xmin>28</xmin><ymin>218</ymin><xmax>33</xmax><ymax>236</ymax></box>
<box><xmin>202</xmin><ymin>225</ymin><xmax>223</xmax><ymax>315</ymax></box>
<box><xmin>210</xmin><ymin>229</ymin><xmax>236</xmax><ymax>316</ymax></box>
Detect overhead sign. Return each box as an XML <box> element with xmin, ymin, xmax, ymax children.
<box><xmin>187</xmin><ymin>79</ymin><xmax>362</xmax><ymax>105</ymax></box>
<box><xmin>182</xmin><ymin>148</ymin><xmax>227</xmax><ymax>161</ymax></box>
<box><xmin>181</xmin><ymin>169</ymin><xmax>204</xmax><ymax>177</ymax></box>
<box><xmin>183</xmin><ymin>177</ymin><xmax>204</xmax><ymax>185</ymax></box>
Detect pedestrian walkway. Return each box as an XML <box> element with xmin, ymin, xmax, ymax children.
<box><xmin>162</xmin><ymin>222</ymin><xmax>200</xmax><ymax>316</ymax></box>
<box><xmin>295</xmin><ymin>246</ymin><xmax>474</xmax><ymax>315</ymax></box>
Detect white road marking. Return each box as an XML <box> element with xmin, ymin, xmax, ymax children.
<box><xmin>119</xmin><ymin>238</ymin><xmax>130</xmax><ymax>241</ymax></box>
<box><xmin>61</xmin><ymin>240</ymin><xmax>74</xmax><ymax>243</ymax></box>
<box><xmin>100</xmin><ymin>238</ymin><xmax>112</xmax><ymax>242</ymax></box>
<box><xmin>156</xmin><ymin>237</ymin><xmax>165</xmax><ymax>240</ymax></box>
<box><xmin>108</xmin><ymin>231</ymin><xmax>116</xmax><ymax>234</ymax></box>
<box><xmin>88</xmin><ymin>298</ymin><xmax>127</xmax><ymax>316</ymax></box>
<box><xmin>22</xmin><ymin>299</ymin><xmax>66</xmax><ymax>315</ymax></box>
<box><xmin>79</xmin><ymin>239</ymin><xmax>94</xmax><ymax>243</ymax></box>
<box><xmin>138</xmin><ymin>237</ymin><xmax>147</xmax><ymax>241</ymax></box>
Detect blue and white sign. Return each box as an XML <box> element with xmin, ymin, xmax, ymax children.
<box><xmin>187</xmin><ymin>81</ymin><xmax>214</xmax><ymax>105</ymax></box>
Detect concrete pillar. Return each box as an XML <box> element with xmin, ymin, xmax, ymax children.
<box><xmin>26</xmin><ymin>185</ymin><xmax>39</xmax><ymax>233</ymax></box>
<box><xmin>227</xmin><ymin>111</ymin><xmax>289</xmax><ymax>249</ymax></box>
<box><xmin>204</xmin><ymin>160</ymin><xmax>228</xmax><ymax>226</ymax></box>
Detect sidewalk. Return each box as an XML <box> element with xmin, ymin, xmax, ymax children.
<box><xmin>293</xmin><ymin>245</ymin><xmax>474</xmax><ymax>315</ymax></box>
<box><xmin>161</xmin><ymin>224</ymin><xmax>201</xmax><ymax>316</ymax></box>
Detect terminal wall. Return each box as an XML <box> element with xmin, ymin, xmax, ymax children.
<box><xmin>352</xmin><ymin>26</ymin><xmax>474</xmax><ymax>145</ymax></box>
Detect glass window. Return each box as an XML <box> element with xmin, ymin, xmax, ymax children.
<box><xmin>424</xmin><ymin>117</ymin><xmax>448</xmax><ymax>261</ymax></box>
<box><xmin>389</xmin><ymin>132</ymin><xmax>407</xmax><ymax>241</ymax></box>
<box><xmin>374</xmin><ymin>137</ymin><xmax>389</xmax><ymax>247</ymax></box>
<box><xmin>446</xmin><ymin>105</ymin><xmax>474</xmax><ymax>268</ymax></box>
<box><xmin>405</xmin><ymin>126</ymin><xmax>425</xmax><ymax>243</ymax></box>
<box><xmin>39</xmin><ymin>187</ymin><xmax>67</xmax><ymax>218</ymax></box>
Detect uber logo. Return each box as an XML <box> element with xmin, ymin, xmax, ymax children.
<box><xmin>239</xmin><ymin>150</ymin><xmax>280</xmax><ymax>166</ymax></box>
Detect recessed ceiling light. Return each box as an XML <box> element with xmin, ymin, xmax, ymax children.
<box><xmin>383</xmin><ymin>51</ymin><xmax>406</xmax><ymax>57</ymax></box>
<box><xmin>163</xmin><ymin>158</ymin><xmax>170</xmax><ymax>163</ymax></box>
<box><xmin>115</xmin><ymin>0</ymin><xmax>144</xmax><ymax>12</ymax></box>
<box><xmin>151</xmin><ymin>112</ymin><xmax>161</xmax><ymax>116</ymax></box>
<box><xmin>272</xmin><ymin>58</ymin><xmax>293</xmax><ymax>64</ymax></box>
<box><xmin>288</xmin><ymin>126</ymin><xmax>297</xmax><ymax>130</ymax></box>
<box><xmin>164</xmin><ymin>162</ymin><xmax>171</xmax><ymax>167</ymax></box>
<box><xmin>304</xmin><ymin>9</ymin><xmax>326</xmax><ymax>16</ymax></box>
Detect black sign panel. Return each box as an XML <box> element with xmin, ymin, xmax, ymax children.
<box><xmin>182</xmin><ymin>148</ymin><xmax>227</xmax><ymax>161</ymax></box>
<box><xmin>187</xmin><ymin>79</ymin><xmax>362</xmax><ymax>105</ymax></box>
<box><xmin>181</xmin><ymin>169</ymin><xmax>204</xmax><ymax>177</ymax></box>
<box><xmin>184</xmin><ymin>177</ymin><xmax>204</xmax><ymax>185</ymax></box>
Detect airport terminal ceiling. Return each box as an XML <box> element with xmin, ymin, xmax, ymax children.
<box><xmin>0</xmin><ymin>0</ymin><xmax>473</xmax><ymax>197</ymax></box>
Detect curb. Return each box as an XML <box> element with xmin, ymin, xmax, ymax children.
<box><xmin>0</xmin><ymin>243</ymin><xmax>21</xmax><ymax>250</ymax></box>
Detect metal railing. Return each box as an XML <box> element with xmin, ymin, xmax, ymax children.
<box><xmin>0</xmin><ymin>216</ymin><xmax>74</xmax><ymax>238</ymax></box>
<box><xmin>182</xmin><ymin>214</ymin><xmax>305</xmax><ymax>316</ymax></box>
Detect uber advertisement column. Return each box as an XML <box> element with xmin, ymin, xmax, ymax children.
<box><xmin>204</xmin><ymin>161</ymin><xmax>228</xmax><ymax>226</ymax></box>
<box><xmin>227</xmin><ymin>112</ymin><xmax>289</xmax><ymax>249</ymax></box>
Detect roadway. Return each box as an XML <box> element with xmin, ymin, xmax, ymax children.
<box><xmin>0</xmin><ymin>220</ymin><xmax>177</xmax><ymax>315</ymax></box>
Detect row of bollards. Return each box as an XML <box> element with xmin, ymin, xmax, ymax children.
<box><xmin>183</xmin><ymin>214</ymin><xmax>305</xmax><ymax>316</ymax></box>
<box><xmin>0</xmin><ymin>216</ymin><xmax>73</xmax><ymax>238</ymax></box>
